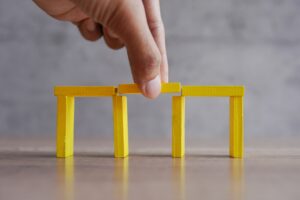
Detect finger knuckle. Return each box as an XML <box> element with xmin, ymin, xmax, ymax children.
<box><xmin>140</xmin><ymin>52</ymin><xmax>161</xmax><ymax>80</ymax></box>
<box><xmin>148</xmin><ymin>20</ymin><xmax>165</xmax><ymax>36</ymax></box>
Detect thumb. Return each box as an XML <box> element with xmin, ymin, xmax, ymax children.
<box><xmin>72</xmin><ymin>0</ymin><xmax>161</xmax><ymax>98</ymax></box>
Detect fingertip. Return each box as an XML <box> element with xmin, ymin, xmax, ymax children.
<box><xmin>140</xmin><ymin>75</ymin><xmax>161</xmax><ymax>99</ymax></box>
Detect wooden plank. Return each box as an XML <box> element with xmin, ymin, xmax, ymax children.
<box><xmin>172</xmin><ymin>96</ymin><xmax>185</xmax><ymax>158</ymax></box>
<box><xmin>182</xmin><ymin>86</ymin><xmax>244</xmax><ymax>97</ymax></box>
<box><xmin>54</xmin><ymin>86</ymin><xmax>116</xmax><ymax>97</ymax></box>
<box><xmin>113</xmin><ymin>96</ymin><xmax>129</xmax><ymax>158</ymax></box>
<box><xmin>56</xmin><ymin>96</ymin><xmax>75</xmax><ymax>158</ymax></box>
<box><xmin>118</xmin><ymin>82</ymin><xmax>181</xmax><ymax>94</ymax></box>
<box><xmin>229</xmin><ymin>96</ymin><xmax>244</xmax><ymax>158</ymax></box>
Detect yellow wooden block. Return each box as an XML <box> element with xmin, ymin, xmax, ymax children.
<box><xmin>229</xmin><ymin>96</ymin><xmax>244</xmax><ymax>158</ymax></box>
<box><xmin>161</xmin><ymin>82</ymin><xmax>181</xmax><ymax>93</ymax></box>
<box><xmin>113</xmin><ymin>96</ymin><xmax>129</xmax><ymax>158</ymax></box>
<box><xmin>118</xmin><ymin>82</ymin><xmax>181</xmax><ymax>94</ymax></box>
<box><xmin>54</xmin><ymin>86</ymin><xmax>116</xmax><ymax>97</ymax></box>
<box><xmin>182</xmin><ymin>86</ymin><xmax>244</xmax><ymax>97</ymax></box>
<box><xmin>56</xmin><ymin>96</ymin><xmax>75</xmax><ymax>158</ymax></box>
<box><xmin>172</xmin><ymin>96</ymin><xmax>185</xmax><ymax>158</ymax></box>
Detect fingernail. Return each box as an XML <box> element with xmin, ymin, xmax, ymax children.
<box><xmin>142</xmin><ymin>75</ymin><xmax>161</xmax><ymax>99</ymax></box>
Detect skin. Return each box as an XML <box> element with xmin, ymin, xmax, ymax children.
<box><xmin>33</xmin><ymin>0</ymin><xmax>168</xmax><ymax>99</ymax></box>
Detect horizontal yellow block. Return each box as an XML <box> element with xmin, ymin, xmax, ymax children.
<box><xmin>54</xmin><ymin>86</ymin><xmax>116</xmax><ymax>97</ymax></box>
<box><xmin>118</xmin><ymin>82</ymin><xmax>181</xmax><ymax>94</ymax></box>
<box><xmin>182</xmin><ymin>86</ymin><xmax>244</xmax><ymax>97</ymax></box>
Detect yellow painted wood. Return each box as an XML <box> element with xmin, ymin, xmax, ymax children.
<box><xmin>118</xmin><ymin>82</ymin><xmax>181</xmax><ymax>94</ymax></box>
<box><xmin>182</xmin><ymin>86</ymin><xmax>244</xmax><ymax>97</ymax></box>
<box><xmin>161</xmin><ymin>82</ymin><xmax>181</xmax><ymax>93</ymax></box>
<box><xmin>172</xmin><ymin>96</ymin><xmax>185</xmax><ymax>157</ymax></box>
<box><xmin>113</xmin><ymin>96</ymin><xmax>129</xmax><ymax>158</ymax></box>
<box><xmin>229</xmin><ymin>96</ymin><xmax>244</xmax><ymax>158</ymax></box>
<box><xmin>53</xmin><ymin>84</ymin><xmax>244</xmax><ymax>159</ymax></box>
<box><xmin>54</xmin><ymin>86</ymin><xmax>116</xmax><ymax>97</ymax></box>
<box><xmin>117</xmin><ymin>84</ymin><xmax>139</xmax><ymax>94</ymax></box>
<box><xmin>56</xmin><ymin>96</ymin><xmax>75</xmax><ymax>158</ymax></box>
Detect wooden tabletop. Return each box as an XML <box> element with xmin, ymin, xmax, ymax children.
<box><xmin>0</xmin><ymin>136</ymin><xmax>299</xmax><ymax>200</ymax></box>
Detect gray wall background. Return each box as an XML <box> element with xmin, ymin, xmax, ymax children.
<box><xmin>1</xmin><ymin>0</ymin><xmax>300</xmax><ymax>141</ymax></box>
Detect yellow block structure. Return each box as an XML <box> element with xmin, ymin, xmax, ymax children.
<box><xmin>54</xmin><ymin>84</ymin><xmax>244</xmax><ymax>159</ymax></box>
<box><xmin>118</xmin><ymin>82</ymin><xmax>181</xmax><ymax>94</ymax></box>
<box><xmin>172</xmin><ymin>96</ymin><xmax>185</xmax><ymax>157</ymax></box>
<box><xmin>113</xmin><ymin>96</ymin><xmax>129</xmax><ymax>158</ymax></box>
<box><xmin>180</xmin><ymin>85</ymin><xmax>244</xmax><ymax>158</ymax></box>
<box><xmin>55</xmin><ymin>86</ymin><xmax>121</xmax><ymax>158</ymax></box>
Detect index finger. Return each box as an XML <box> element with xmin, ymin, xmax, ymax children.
<box><xmin>143</xmin><ymin>0</ymin><xmax>169</xmax><ymax>83</ymax></box>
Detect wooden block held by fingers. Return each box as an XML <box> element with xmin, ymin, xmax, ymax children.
<box><xmin>118</xmin><ymin>82</ymin><xmax>181</xmax><ymax>94</ymax></box>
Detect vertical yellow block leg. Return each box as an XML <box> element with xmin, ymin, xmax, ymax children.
<box><xmin>56</xmin><ymin>96</ymin><xmax>75</xmax><ymax>158</ymax></box>
<box><xmin>172</xmin><ymin>96</ymin><xmax>185</xmax><ymax>158</ymax></box>
<box><xmin>113</xmin><ymin>96</ymin><xmax>129</xmax><ymax>158</ymax></box>
<box><xmin>229</xmin><ymin>96</ymin><xmax>244</xmax><ymax>158</ymax></box>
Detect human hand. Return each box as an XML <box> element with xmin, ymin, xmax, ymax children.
<box><xmin>33</xmin><ymin>0</ymin><xmax>168</xmax><ymax>99</ymax></box>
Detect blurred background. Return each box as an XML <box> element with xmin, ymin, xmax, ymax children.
<box><xmin>1</xmin><ymin>0</ymin><xmax>300</xmax><ymax>148</ymax></box>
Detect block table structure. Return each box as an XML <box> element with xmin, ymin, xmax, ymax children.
<box><xmin>54</xmin><ymin>84</ymin><xmax>244</xmax><ymax>158</ymax></box>
<box><xmin>54</xmin><ymin>86</ymin><xmax>128</xmax><ymax>158</ymax></box>
<box><xmin>180</xmin><ymin>86</ymin><xmax>244</xmax><ymax>158</ymax></box>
